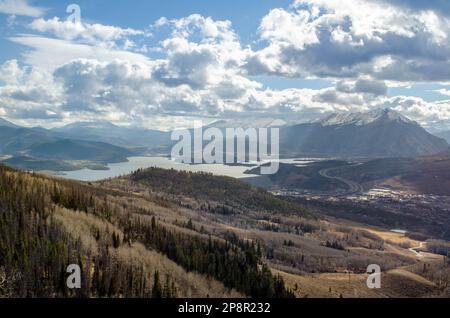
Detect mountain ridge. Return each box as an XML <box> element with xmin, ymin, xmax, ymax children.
<box><xmin>0</xmin><ymin>117</ymin><xmax>18</xmax><ymax>128</ymax></box>
<box><xmin>52</xmin><ymin>120</ymin><xmax>169</xmax><ymax>150</ymax></box>
<box><xmin>1</xmin><ymin>109</ymin><xmax>448</xmax><ymax>173</ymax></box>
<box><xmin>317</xmin><ymin>108</ymin><xmax>415</xmax><ymax>127</ymax></box>
<box><xmin>280</xmin><ymin>109</ymin><xmax>448</xmax><ymax>158</ymax></box>
<box><xmin>0</xmin><ymin>119</ymin><xmax>135</xmax><ymax>171</ymax></box>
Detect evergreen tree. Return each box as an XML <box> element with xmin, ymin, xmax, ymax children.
<box><xmin>152</xmin><ymin>271</ymin><xmax>162</xmax><ymax>298</ymax></box>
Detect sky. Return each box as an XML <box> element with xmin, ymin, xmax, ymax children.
<box><xmin>1</xmin><ymin>0</ymin><xmax>450</xmax><ymax>131</ymax></box>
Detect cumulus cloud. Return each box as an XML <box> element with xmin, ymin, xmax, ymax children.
<box><xmin>0</xmin><ymin>57</ymin><xmax>362</xmax><ymax>126</ymax></box>
<box><xmin>3</xmin><ymin>3</ymin><xmax>450</xmax><ymax>131</ymax></box>
<box><xmin>0</xmin><ymin>60</ymin><xmax>63</xmax><ymax>121</ymax></box>
<box><xmin>54</xmin><ymin>59</ymin><xmax>156</xmax><ymax>113</ymax></box>
<box><xmin>246</xmin><ymin>0</ymin><xmax>450</xmax><ymax>83</ymax></box>
<box><xmin>0</xmin><ymin>59</ymin><xmax>25</xmax><ymax>84</ymax></box>
<box><xmin>382</xmin><ymin>95</ymin><xmax>450</xmax><ymax>129</ymax></box>
<box><xmin>2</xmin><ymin>56</ymin><xmax>450</xmax><ymax>129</ymax></box>
<box><xmin>379</xmin><ymin>0</ymin><xmax>450</xmax><ymax>17</ymax></box>
<box><xmin>336</xmin><ymin>79</ymin><xmax>387</xmax><ymax>96</ymax></box>
<box><xmin>2</xmin><ymin>14</ymin><xmax>264</xmax><ymax>125</ymax></box>
<box><xmin>435</xmin><ymin>88</ymin><xmax>450</xmax><ymax>97</ymax></box>
<box><xmin>154</xmin><ymin>14</ymin><xmax>239</xmax><ymax>45</ymax></box>
<box><xmin>151</xmin><ymin>14</ymin><xmax>252</xmax><ymax>90</ymax></box>
<box><xmin>65</xmin><ymin>60</ymin><xmax>248</xmax><ymax>119</ymax></box>
<box><xmin>152</xmin><ymin>40</ymin><xmax>218</xmax><ymax>89</ymax></box>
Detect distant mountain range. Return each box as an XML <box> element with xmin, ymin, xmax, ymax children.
<box><xmin>0</xmin><ymin>108</ymin><xmax>448</xmax><ymax>171</ymax></box>
<box><xmin>0</xmin><ymin>118</ymin><xmax>18</xmax><ymax>128</ymax></box>
<box><xmin>279</xmin><ymin>109</ymin><xmax>448</xmax><ymax>158</ymax></box>
<box><xmin>0</xmin><ymin>118</ymin><xmax>135</xmax><ymax>171</ymax></box>
<box><xmin>436</xmin><ymin>130</ymin><xmax>450</xmax><ymax>143</ymax></box>
<box><xmin>51</xmin><ymin>121</ymin><xmax>169</xmax><ymax>150</ymax></box>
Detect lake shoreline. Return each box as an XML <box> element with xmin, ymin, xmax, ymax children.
<box><xmin>41</xmin><ymin>156</ymin><xmax>318</xmax><ymax>182</ymax></box>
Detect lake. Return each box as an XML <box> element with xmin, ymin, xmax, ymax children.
<box><xmin>54</xmin><ymin>156</ymin><xmax>257</xmax><ymax>181</ymax></box>
<box><xmin>50</xmin><ymin>156</ymin><xmax>318</xmax><ymax>182</ymax></box>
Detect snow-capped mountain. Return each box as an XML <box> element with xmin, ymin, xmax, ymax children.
<box><xmin>280</xmin><ymin>109</ymin><xmax>448</xmax><ymax>158</ymax></box>
<box><xmin>318</xmin><ymin>108</ymin><xmax>414</xmax><ymax>127</ymax></box>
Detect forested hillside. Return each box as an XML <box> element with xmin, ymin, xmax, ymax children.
<box><xmin>1</xmin><ymin>164</ymin><xmax>449</xmax><ymax>298</ymax></box>
<box><xmin>0</xmin><ymin>165</ymin><xmax>293</xmax><ymax>298</ymax></box>
<box><xmin>130</xmin><ymin>168</ymin><xmax>314</xmax><ymax>218</ymax></box>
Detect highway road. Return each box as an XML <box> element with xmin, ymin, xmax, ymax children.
<box><xmin>318</xmin><ymin>165</ymin><xmax>364</xmax><ymax>196</ymax></box>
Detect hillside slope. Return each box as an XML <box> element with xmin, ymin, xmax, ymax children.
<box><xmin>129</xmin><ymin>167</ymin><xmax>314</xmax><ymax>218</ymax></box>
<box><xmin>0</xmin><ymin>165</ymin><xmax>293</xmax><ymax>298</ymax></box>
<box><xmin>0</xmin><ymin>120</ymin><xmax>136</xmax><ymax>171</ymax></box>
<box><xmin>1</xmin><ymin>165</ymin><xmax>449</xmax><ymax>298</ymax></box>
<box><xmin>28</xmin><ymin>139</ymin><xmax>133</xmax><ymax>163</ymax></box>
<box><xmin>336</xmin><ymin>151</ymin><xmax>450</xmax><ymax>195</ymax></box>
<box><xmin>280</xmin><ymin>109</ymin><xmax>448</xmax><ymax>158</ymax></box>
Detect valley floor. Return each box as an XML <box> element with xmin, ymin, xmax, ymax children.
<box><xmin>100</xmin><ymin>172</ymin><xmax>450</xmax><ymax>298</ymax></box>
<box><xmin>275</xmin><ymin>225</ymin><xmax>447</xmax><ymax>298</ymax></box>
